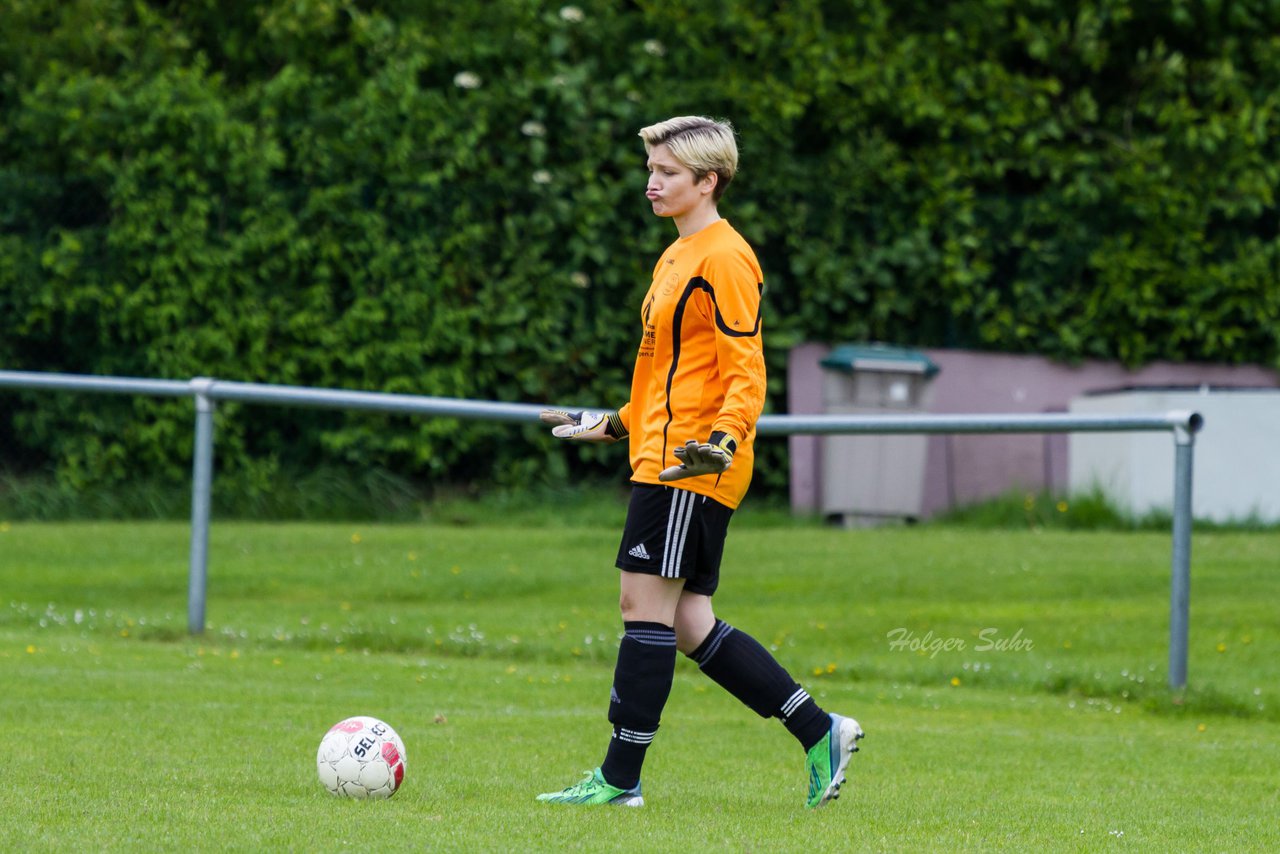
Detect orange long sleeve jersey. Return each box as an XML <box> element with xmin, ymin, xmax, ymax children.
<box><xmin>617</xmin><ymin>219</ymin><xmax>766</xmax><ymax>509</ymax></box>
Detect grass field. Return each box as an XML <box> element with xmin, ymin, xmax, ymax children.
<box><xmin>2</xmin><ymin>519</ymin><xmax>1277</xmax><ymax>851</ymax></box>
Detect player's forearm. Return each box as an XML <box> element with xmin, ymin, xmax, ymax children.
<box><xmin>712</xmin><ymin>341</ymin><xmax>766</xmax><ymax>444</ymax></box>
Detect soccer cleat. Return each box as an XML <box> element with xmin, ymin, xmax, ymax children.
<box><xmin>804</xmin><ymin>713</ymin><xmax>864</xmax><ymax>809</ymax></box>
<box><xmin>536</xmin><ymin>768</ymin><xmax>645</xmax><ymax>807</ymax></box>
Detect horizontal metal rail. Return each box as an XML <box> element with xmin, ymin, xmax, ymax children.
<box><xmin>0</xmin><ymin>370</ymin><xmax>1203</xmax><ymax>689</ymax></box>
<box><xmin>0</xmin><ymin>371</ymin><xmax>191</xmax><ymax>397</ymax></box>
<box><xmin>760</xmin><ymin>411</ymin><xmax>1203</xmax><ymax>436</ymax></box>
<box><xmin>0</xmin><ymin>371</ymin><xmax>1202</xmax><ymax>434</ymax></box>
<box><xmin>199</xmin><ymin>378</ymin><xmax>547</xmax><ymax>422</ymax></box>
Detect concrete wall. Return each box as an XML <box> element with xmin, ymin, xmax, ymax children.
<box><xmin>1070</xmin><ymin>389</ymin><xmax>1280</xmax><ymax>523</ymax></box>
<box><xmin>787</xmin><ymin>345</ymin><xmax>1280</xmax><ymax>518</ymax></box>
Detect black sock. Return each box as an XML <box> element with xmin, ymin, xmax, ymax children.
<box><xmin>689</xmin><ymin>619</ymin><xmax>831</xmax><ymax>751</ymax></box>
<box><xmin>600</xmin><ymin>621</ymin><xmax>676</xmax><ymax>789</ymax></box>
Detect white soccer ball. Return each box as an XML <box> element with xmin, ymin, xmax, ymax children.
<box><xmin>316</xmin><ymin>716</ymin><xmax>407</xmax><ymax>799</ymax></box>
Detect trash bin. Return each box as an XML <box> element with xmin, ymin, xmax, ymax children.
<box><xmin>819</xmin><ymin>344</ymin><xmax>939</xmax><ymax>524</ymax></box>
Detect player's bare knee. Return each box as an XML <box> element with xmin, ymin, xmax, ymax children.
<box><xmin>618</xmin><ymin>588</ymin><xmax>666</xmax><ymax>623</ymax></box>
<box><xmin>674</xmin><ymin>606</ymin><xmax>715</xmax><ymax>654</ymax></box>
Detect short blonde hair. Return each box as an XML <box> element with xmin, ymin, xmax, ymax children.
<box><xmin>639</xmin><ymin>116</ymin><xmax>738</xmax><ymax>202</ymax></box>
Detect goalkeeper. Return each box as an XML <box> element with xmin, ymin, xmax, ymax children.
<box><xmin>537</xmin><ymin>116</ymin><xmax>863</xmax><ymax>810</ymax></box>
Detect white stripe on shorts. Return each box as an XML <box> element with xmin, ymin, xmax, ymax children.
<box><xmin>662</xmin><ymin>489</ymin><xmax>696</xmax><ymax>578</ymax></box>
<box><xmin>662</xmin><ymin>489</ymin><xmax>682</xmax><ymax>578</ymax></box>
<box><xmin>670</xmin><ymin>490</ymin><xmax>695</xmax><ymax>578</ymax></box>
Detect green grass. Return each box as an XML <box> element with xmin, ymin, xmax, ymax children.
<box><xmin>0</xmin><ymin>466</ymin><xmax>435</xmax><ymax>522</ymax></box>
<box><xmin>2</xmin><ymin>520</ymin><xmax>1278</xmax><ymax>851</ymax></box>
<box><xmin>0</xmin><ymin>468</ymin><xmax>809</xmax><ymax>527</ymax></box>
<box><xmin>932</xmin><ymin>487</ymin><xmax>1280</xmax><ymax>532</ymax></box>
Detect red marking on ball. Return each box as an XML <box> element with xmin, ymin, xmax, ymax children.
<box><xmin>329</xmin><ymin>719</ymin><xmax>364</xmax><ymax>734</ymax></box>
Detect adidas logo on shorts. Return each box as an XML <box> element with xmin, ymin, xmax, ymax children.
<box><xmin>627</xmin><ymin>543</ymin><xmax>651</xmax><ymax>560</ymax></box>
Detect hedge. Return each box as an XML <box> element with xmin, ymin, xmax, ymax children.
<box><xmin>2</xmin><ymin>0</ymin><xmax>1278</xmax><ymax>497</ymax></box>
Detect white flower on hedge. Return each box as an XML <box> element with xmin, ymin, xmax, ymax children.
<box><xmin>643</xmin><ymin>39</ymin><xmax>665</xmax><ymax>57</ymax></box>
<box><xmin>521</xmin><ymin>120</ymin><xmax>547</xmax><ymax>138</ymax></box>
<box><xmin>559</xmin><ymin>5</ymin><xmax>584</xmax><ymax>22</ymax></box>
<box><xmin>570</xmin><ymin>272</ymin><xmax>590</xmax><ymax>288</ymax></box>
<box><xmin>551</xmin><ymin>74</ymin><xmax>568</xmax><ymax>87</ymax></box>
<box><xmin>453</xmin><ymin>71</ymin><xmax>482</xmax><ymax>89</ymax></box>
<box><xmin>532</xmin><ymin>170</ymin><xmax>553</xmax><ymax>185</ymax></box>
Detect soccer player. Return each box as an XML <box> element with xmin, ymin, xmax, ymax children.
<box><xmin>536</xmin><ymin>116</ymin><xmax>863</xmax><ymax>809</ymax></box>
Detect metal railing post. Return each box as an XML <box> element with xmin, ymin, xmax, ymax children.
<box><xmin>1168</xmin><ymin>419</ymin><xmax>1199</xmax><ymax>690</ymax></box>
<box><xmin>187</xmin><ymin>378</ymin><xmax>216</xmax><ymax>635</ymax></box>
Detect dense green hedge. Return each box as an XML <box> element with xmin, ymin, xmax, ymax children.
<box><xmin>3</xmin><ymin>0</ymin><xmax>1279</xmax><ymax>498</ymax></box>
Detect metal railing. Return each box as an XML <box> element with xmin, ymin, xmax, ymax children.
<box><xmin>0</xmin><ymin>370</ymin><xmax>1204</xmax><ymax>688</ymax></box>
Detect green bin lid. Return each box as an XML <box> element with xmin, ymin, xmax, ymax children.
<box><xmin>820</xmin><ymin>344</ymin><xmax>940</xmax><ymax>377</ymax></box>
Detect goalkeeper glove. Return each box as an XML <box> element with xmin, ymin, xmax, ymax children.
<box><xmin>540</xmin><ymin>409</ymin><xmax>627</xmax><ymax>443</ymax></box>
<box><xmin>659</xmin><ymin>431</ymin><xmax>737</xmax><ymax>482</ymax></box>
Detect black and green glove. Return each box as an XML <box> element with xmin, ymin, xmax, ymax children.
<box><xmin>659</xmin><ymin>431</ymin><xmax>737</xmax><ymax>482</ymax></box>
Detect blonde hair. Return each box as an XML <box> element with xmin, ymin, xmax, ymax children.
<box><xmin>639</xmin><ymin>116</ymin><xmax>738</xmax><ymax>202</ymax></box>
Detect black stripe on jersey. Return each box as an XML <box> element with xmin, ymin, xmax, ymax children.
<box><xmin>660</xmin><ymin>277</ymin><xmax>763</xmax><ymax>465</ymax></box>
<box><xmin>696</xmin><ymin>276</ymin><xmax>763</xmax><ymax>338</ymax></box>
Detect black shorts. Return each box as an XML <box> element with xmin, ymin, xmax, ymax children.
<box><xmin>615</xmin><ymin>484</ymin><xmax>735</xmax><ymax>596</ymax></box>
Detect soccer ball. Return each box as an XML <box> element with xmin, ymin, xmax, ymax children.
<box><xmin>316</xmin><ymin>716</ymin><xmax>407</xmax><ymax>799</ymax></box>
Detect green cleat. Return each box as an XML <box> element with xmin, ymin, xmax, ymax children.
<box><xmin>805</xmin><ymin>713</ymin><xmax>864</xmax><ymax>809</ymax></box>
<box><xmin>536</xmin><ymin>768</ymin><xmax>644</xmax><ymax>807</ymax></box>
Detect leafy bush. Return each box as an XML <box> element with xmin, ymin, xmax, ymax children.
<box><xmin>3</xmin><ymin>0</ymin><xmax>1279</xmax><ymax>500</ymax></box>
